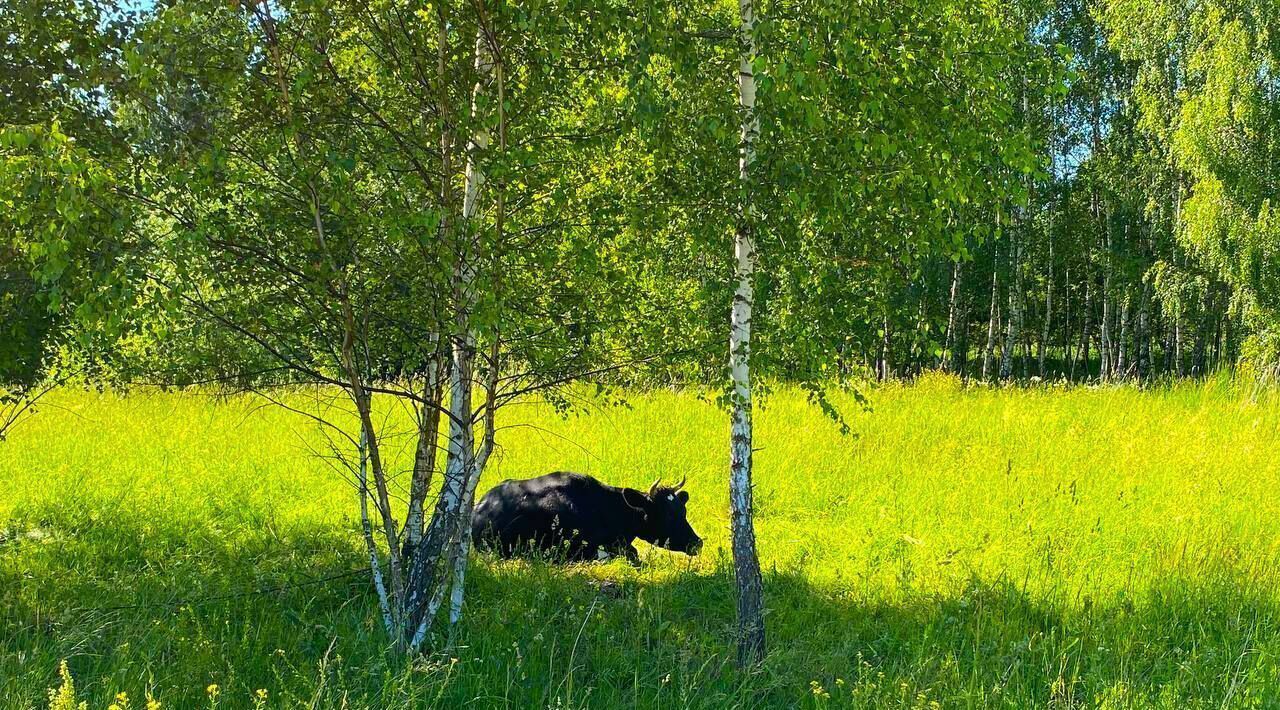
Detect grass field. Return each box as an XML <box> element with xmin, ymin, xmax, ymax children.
<box><xmin>4</xmin><ymin>374</ymin><xmax>1280</xmax><ymax>708</ymax></box>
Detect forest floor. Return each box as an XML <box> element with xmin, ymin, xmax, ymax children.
<box><xmin>3</xmin><ymin>374</ymin><xmax>1280</xmax><ymax>709</ymax></box>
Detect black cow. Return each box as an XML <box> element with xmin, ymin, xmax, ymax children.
<box><xmin>471</xmin><ymin>472</ymin><xmax>702</xmax><ymax>564</ymax></box>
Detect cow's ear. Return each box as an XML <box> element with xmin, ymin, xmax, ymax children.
<box><xmin>676</xmin><ymin>490</ymin><xmax>689</xmax><ymax>504</ymax></box>
<box><xmin>621</xmin><ymin>488</ymin><xmax>648</xmax><ymax>515</ymax></box>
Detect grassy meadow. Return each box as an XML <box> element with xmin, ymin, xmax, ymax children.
<box><xmin>3</xmin><ymin>374</ymin><xmax>1280</xmax><ymax>708</ymax></box>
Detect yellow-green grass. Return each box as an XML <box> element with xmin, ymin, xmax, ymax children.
<box><xmin>4</xmin><ymin>374</ymin><xmax>1280</xmax><ymax>708</ymax></box>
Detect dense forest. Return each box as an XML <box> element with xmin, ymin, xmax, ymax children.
<box><xmin>3</xmin><ymin>0</ymin><xmax>1279</xmax><ymax>668</ymax></box>
<box><xmin>5</xmin><ymin>0</ymin><xmax>1279</xmax><ymax>394</ymax></box>
<box><xmin>879</xmin><ymin>0</ymin><xmax>1280</xmax><ymax>383</ymax></box>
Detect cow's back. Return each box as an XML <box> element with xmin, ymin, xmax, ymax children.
<box><xmin>471</xmin><ymin>472</ymin><xmax>613</xmax><ymax>557</ymax></box>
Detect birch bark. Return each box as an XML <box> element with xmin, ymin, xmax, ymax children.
<box><xmin>945</xmin><ymin>261</ymin><xmax>962</xmax><ymax>373</ymax></box>
<box><xmin>730</xmin><ymin>0</ymin><xmax>766</xmax><ymax>666</ymax></box>
<box><xmin>1040</xmin><ymin>235</ymin><xmax>1053</xmax><ymax>377</ymax></box>
<box><xmin>357</xmin><ymin>416</ymin><xmax>393</xmax><ymax>636</ymax></box>
<box><xmin>405</xmin><ymin>28</ymin><xmax>494</xmax><ymax>650</ymax></box>
<box><xmin>983</xmin><ymin>248</ymin><xmax>1000</xmax><ymax>380</ymax></box>
<box><xmin>1000</xmin><ymin>234</ymin><xmax>1021</xmax><ymax>380</ymax></box>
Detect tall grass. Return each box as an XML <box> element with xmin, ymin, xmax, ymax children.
<box><xmin>3</xmin><ymin>374</ymin><xmax>1280</xmax><ymax>708</ymax></box>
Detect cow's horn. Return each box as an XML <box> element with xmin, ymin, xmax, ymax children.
<box><xmin>649</xmin><ymin>479</ymin><xmax>661</xmax><ymax>497</ymax></box>
<box><xmin>674</xmin><ymin>476</ymin><xmax>687</xmax><ymax>492</ymax></box>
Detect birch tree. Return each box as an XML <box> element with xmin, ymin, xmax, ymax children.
<box><xmin>5</xmin><ymin>0</ymin><xmax>659</xmax><ymax>653</ymax></box>
<box><xmin>729</xmin><ymin>0</ymin><xmax>767</xmax><ymax>667</ymax></box>
<box><xmin>1104</xmin><ymin>0</ymin><xmax>1280</xmax><ymax>371</ymax></box>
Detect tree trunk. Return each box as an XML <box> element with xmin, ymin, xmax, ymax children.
<box><xmin>945</xmin><ymin>261</ymin><xmax>962</xmax><ymax>373</ymax></box>
<box><xmin>730</xmin><ymin>0</ymin><xmax>766</xmax><ymax>667</ymax></box>
<box><xmin>1213</xmin><ymin>290</ymin><xmax>1224</xmax><ymax>368</ymax></box>
<box><xmin>1062</xmin><ymin>267</ymin><xmax>1072</xmax><ymax>374</ymax></box>
<box><xmin>1041</xmin><ymin>119</ymin><xmax>1055</xmax><ymax>379</ymax></box>
<box><xmin>1091</xmin><ymin>87</ymin><xmax>1110</xmax><ymax>382</ymax></box>
<box><xmin>357</xmin><ymin>404</ymin><xmax>394</xmax><ymax>636</ymax></box>
<box><xmin>914</xmin><ymin>298</ymin><xmax>928</xmax><ymax>376</ymax></box>
<box><xmin>405</xmin><ymin>28</ymin><xmax>495</xmax><ymax>650</ymax></box>
<box><xmin>1022</xmin><ymin>330</ymin><xmax>1032</xmax><ymax>379</ymax></box>
<box><xmin>1138</xmin><ymin>285</ymin><xmax>1152</xmax><ymax>379</ymax></box>
<box><xmin>448</xmin><ymin>39</ymin><xmax>510</xmax><ymax>636</ymax></box>
<box><xmin>1076</xmin><ymin>283</ymin><xmax>1092</xmax><ymax>380</ymax></box>
<box><xmin>322</xmin><ymin>194</ymin><xmax>406</xmax><ymax>633</ymax></box>
<box><xmin>1117</xmin><ymin>293</ymin><xmax>1130</xmax><ymax>379</ymax></box>
<box><xmin>1040</xmin><ymin>238</ymin><xmax>1052</xmax><ymax>377</ymax></box>
<box><xmin>1000</xmin><ymin>235</ymin><xmax>1020</xmax><ymax>381</ymax></box>
<box><xmin>1101</xmin><ymin>264</ymin><xmax>1112</xmax><ymax>380</ymax></box>
<box><xmin>879</xmin><ymin>314</ymin><xmax>892</xmax><ymax>382</ymax></box>
<box><xmin>403</xmin><ymin>351</ymin><xmax>446</xmax><ymax>563</ymax></box>
<box><xmin>406</xmin><ymin>303</ymin><xmax>477</xmax><ymax>647</ymax></box>
<box><xmin>1175</xmin><ymin>307</ymin><xmax>1184</xmax><ymax>376</ymax></box>
<box><xmin>983</xmin><ymin>246</ymin><xmax>1000</xmax><ymax>381</ymax></box>
<box><xmin>403</xmin><ymin>3</ymin><xmax>456</xmax><ymax>566</ymax></box>
<box><xmin>447</xmin><ymin>338</ymin><xmax>500</xmax><ymax>633</ymax></box>
<box><xmin>1192</xmin><ymin>293</ymin><xmax>1208</xmax><ymax>375</ymax></box>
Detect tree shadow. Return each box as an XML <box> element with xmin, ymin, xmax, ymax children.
<box><xmin>468</xmin><ymin>556</ymin><xmax>1280</xmax><ymax>708</ymax></box>
<box><xmin>5</xmin><ymin>506</ymin><xmax>1279</xmax><ymax>708</ymax></box>
<box><xmin>1</xmin><ymin>499</ymin><xmax>374</xmax><ymax>708</ymax></box>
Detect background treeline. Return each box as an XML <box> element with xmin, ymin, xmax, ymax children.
<box><xmin>839</xmin><ymin>0</ymin><xmax>1280</xmax><ymax>383</ymax></box>
<box><xmin>5</xmin><ymin>0</ymin><xmax>1276</xmax><ymax>393</ymax></box>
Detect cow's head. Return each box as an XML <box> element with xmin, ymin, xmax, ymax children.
<box><xmin>630</xmin><ymin>477</ymin><xmax>702</xmax><ymax>555</ymax></box>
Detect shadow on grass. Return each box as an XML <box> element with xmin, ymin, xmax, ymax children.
<box><xmin>4</xmin><ymin>505</ymin><xmax>1278</xmax><ymax>708</ymax></box>
<box><xmin>453</xmin><ymin>552</ymin><xmax>1280</xmax><ymax>709</ymax></box>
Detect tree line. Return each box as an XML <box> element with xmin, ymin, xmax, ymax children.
<box><xmin>2</xmin><ymin>0</ymin><xmax>1276</xmax><ymax>664</ymax></box>
<box><xmin>855</xmin><ymin>0</ymin><xmax>1279</xmax><ymax>383</ymax></box>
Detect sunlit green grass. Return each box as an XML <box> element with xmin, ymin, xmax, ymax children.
<box><xmin>4</xmin><ymin>373</ymin><xmax>1280</xmax><ymax>708</ymax></box>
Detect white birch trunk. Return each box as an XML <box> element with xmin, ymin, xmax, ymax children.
<box><xmin>1117</xmin><ymin>292</ymin><xmax>1130</xmax><ymax>378</ymax></box>
<box><xmin>1092</xmin><ymin>93</ymin><xmax>1110</xmax><ymax>382</ymax></box>
<box><xmin>1040</xmin><ymin>105</ymin><xmax>1055</xmax><ymax>378</ymax></box>
<box><xmin>1138</xmin><ymin>284</ymin><xmax>1151</xmax><ymax>378</ymax></box>
<box><xmin>1101</xmin><ymin>231</ymin><xmax>1113</xmax><ymax>380</ymax></box>
<box><xmin>442</xmin><ymin>29</ymin><xmax>499</xmax><ymax>635</ymax></box>
<box><xmin>1040</xmin><ymin>237</ymin><xmax>1053</xmax><ymax>377</ymax></box>
<box><xmin>415</xmin><ymin>442</ymin><xmax>491</xmax><ymax>647</ymax></box>
<box><xmin>1001</xmin><ymin>226</ymin><xmax>1021</xmax><ymax>381</ymax></box>
<box><xmin>407</xmin><ymin>263</ymin><xmax>477</xmax><ymax>651</ymax></box>
<box><xmin>406</xmin><ymin>30</ymin><xmax>494</xmax><ymax>650</ymax></box>
<box><xmin>945</xmin><ymin>261</ymin><xmax>962</xmax><ymax>373</ymax></box>
<box><xmin>1078</xmin><ymin>283</ymin><xmax>1093</xmax><ymax>379</ymax></box>
<box><xmin>880</xmin><ymin>314</ymin><xmax>892</xmax><ymax>381</ymax></box>
<box><xmin>447</xmin><ymin>439</ymin><xmax>493</xmax><ymax>628</ymax></box>
<box><xmin>983</xmin><ymin>249</ymin><xmax>1000</xmax><ymax>380</ymax></box>
<box><xmin>730</xmin><ymin>0</ymin><xmax>766</xmax><ymax>667</ymax></box>
<box><xmin>357</xmin><ymin>422</ymin><xmax>394</xmax><ymax>636</ymax></box>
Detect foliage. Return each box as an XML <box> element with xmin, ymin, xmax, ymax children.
<box><xmin>0</xmin><ymin>0</ymin><xmax>138</xmax><ymax>435</ymax></box>
<box><xmin>603</xmin><ymin>0</ymin><xmax>1056</xmax><ymax>385</ymax></box>
<box><xmin>1102</xmin><ymin>0</ymin><xmax>1280</xmax><ymax>370</ymax></box>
